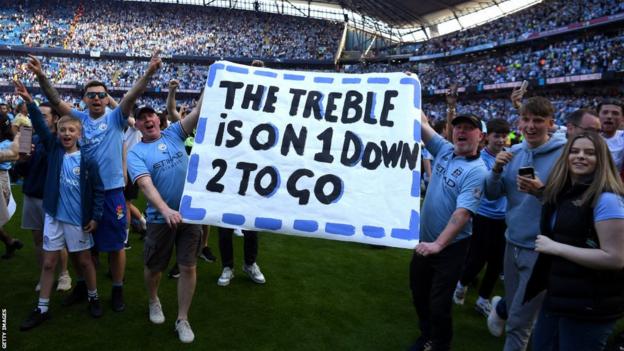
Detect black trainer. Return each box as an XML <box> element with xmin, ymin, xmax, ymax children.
<box><xmin>20</xmin><ymin>308</ymin><xmax>49</xmax><ymax>331</ymax></box>
<box><xmin>2</xmin><ymin>239</ymin><xmax>24</xmax><ymax>259</ymax></box>
<box><xmin>168</xmin><ymin>266</ymin><xmax>180</xmax><ymax>279</ymax></box>
<box><xmin>62</xmin><ymin>280</ymin><xmax>87</xmax><ymax>306</ymax></box>
<box><xmin>111</xmin><ymin>286</ymin><xmax>125</xmax><ymax>312</ymax></box>
<box><xmin>88</xmin><ymin>298</ymin><xmax>103</xmax><ymax>318</ymax></box>
<box><xmin>199</xmin><ymin>247</ymin><xmax>217</xmax><ymax>263</ymax></box>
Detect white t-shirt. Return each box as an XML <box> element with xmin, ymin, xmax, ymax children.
<box><xmin>604</xmin><ymin>130</ymin><xmax>624</xmax><ymax>171</ymax></box>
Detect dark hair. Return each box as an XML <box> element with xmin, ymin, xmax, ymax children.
<box><xmin>251</xmin><ymin>60</ymin><xmax>265</xmax><ymax>67</ymax></box>
<box><xmin>82</xmin><ymin>80</ymin><xmax>108</xmax><ymax>95</ymax></box>
<box><xmin>39</xmin><ymin>102</ymin><xmax>61</xmax><ymax>118</ymax></box>
<box><xmin>486</xmin><ymin>118</ymin><xmax>511</xmax><ymax>134</ymax></box>
<box><xmin>0</xmin><ymin>116</ymin><xmax>13</xmax><ymax>141</ymax></box>
<box><xmin>520</xmin><ymin>96</ymin><xmax>554</xmax><ymax>118</ymax></box>
<box><xmin>433</xmin><ymin>120</ymin><xmax>447</xmax><ymax>135</ymax></box>
<box><xmin>597</xmin><ymin>98</ymin><xmax>624</xmax><ymax>114</ymax></box>
<box><xmin>565</xmin><ymin>108</ymin><xmax>598</xmax><ymax>125</ymax></box>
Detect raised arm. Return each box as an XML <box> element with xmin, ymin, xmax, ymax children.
<box><xmin>119</xmin><ymin>50</ymin><xmax>162</xmax><ymax>117</ymax></box>
<box><xmin>421</xmin><ymin>111</ymin><xmax>438</xmax><ymax>145</ymax></box>
<box><xmin>14</xmin><ymin>80</ymin><xmax>53</xmax><ymax>148</ymax></box>
<box><xmin>167</xmin><ymin>80</ymin><xmax>181</xmax><ymax>122</ymax></box>
<box><xmin>26</xmin><ymin>54</ymin><xmax>73</xmax><ymax>117</ymax></box>
<box><xmin>445</xmin><ymin>84</ymin><xmax>458</xmax><ymax>141</ymax></box>
<box><xmin>180</xmin><ymin>90</ymin><xmax>204</xmax><ymax>134</ymax></box>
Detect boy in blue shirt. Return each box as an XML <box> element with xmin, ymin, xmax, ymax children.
<box><xmin>26</xmin><ymin>51</ymin><xmax>162</xmax><ymax>311</ymax></box>
<box><xmin>15</xmin><ymin>81</ymin><xmax>104</xmax><ymax>331</ymax></box>
<box><xmin>127</xmin><ymin>94</ymin><xmax>203</xmax><ymax>343</ymax></box>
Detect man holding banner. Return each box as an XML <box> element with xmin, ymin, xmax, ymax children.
<box><xmin>410</xmin><ymin>113</ymin><xmax>487</xmax><ymax>351</ymax></box>
<box><xmin>127</xmin><ymin>93</ymin><xmax>204</xmax><ymax>343</ymax></box>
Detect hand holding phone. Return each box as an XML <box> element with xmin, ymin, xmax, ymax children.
<box><xmin>518</xmin><ymin>166</ymin><xmax>535</xmax><ymax>179</ymax></box>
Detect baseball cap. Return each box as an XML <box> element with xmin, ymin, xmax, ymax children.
<box><xmin>451</xmin><ymin>114</ymin><xmax>483</xmax><ymax>131</ymax></box>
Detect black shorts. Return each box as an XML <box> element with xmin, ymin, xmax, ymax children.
<box><xmin>124</xmin><ymin>173</ymin><xmax>139</xmax><ymax>200</ymax></box>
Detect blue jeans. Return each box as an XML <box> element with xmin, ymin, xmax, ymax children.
<box><xmin>532</xmin><ymin>308</ymin><xmax>616</xmax><ymax>351</ymax></box>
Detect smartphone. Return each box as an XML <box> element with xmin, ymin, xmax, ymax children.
<box><xmin>518</xmin><ymin>166</ymin><xmax>535</xmax><ymax>179</ymax></box>
<box><xmin>18</xmin><ymin>126</ymin><xmax>32</xmax><ymax>155</ymax></box>
<box><xmin>520</xmin><ymin>80</ymin><xmax>529</xmax><ymax>92</ymax></box>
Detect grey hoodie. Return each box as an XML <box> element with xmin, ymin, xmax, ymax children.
<box><xmin>484</xmin><ymin>134</ymin><xmax>566</xmax><ymax>249</ymax></box>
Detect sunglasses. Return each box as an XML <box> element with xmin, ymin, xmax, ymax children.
<box><xmin>85</xmin><ymin>92</ymin><xmax>108</xmax><ymax>99</ymax></box>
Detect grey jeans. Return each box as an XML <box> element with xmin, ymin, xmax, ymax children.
<box><xmin>503</xmin><ymin>242</ymin><xmax>546</xmax><ymax>351</ymax></box>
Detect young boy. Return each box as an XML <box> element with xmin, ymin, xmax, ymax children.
<box><xmin>14</xmin><ymin>81</ymin><xmax>104</xmax><ymax>331</ymax></box>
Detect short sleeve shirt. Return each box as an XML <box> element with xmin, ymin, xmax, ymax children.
<box><xmin>55</xmin><ymin>151</ymin><xmax>82</xmax><ymax>226</ymax></box>
<box><xmin>71</xmin><ymin>106</ymin><xmax>126</xmax><ymax>190</ymax></box>
<box><xmin>420</xmin><ymin>135</ymin><xmax>487</xmax><ymax>243</ymax></box>
<box><xmin>127</xmin><ymin>123</ymin><xmax>188</xmax><ymax>223</ymax></box>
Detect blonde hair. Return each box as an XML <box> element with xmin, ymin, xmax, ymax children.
<box><xmin>543</xmin><ymin>132</ymin><xmax>624</xmax><ymax>207</ymax></box>
<box><xmin>56</xmin><ymin>115</ymin><xmax>82</xmax><ymax>131</ymax></box>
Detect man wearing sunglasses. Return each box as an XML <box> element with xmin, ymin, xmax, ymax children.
<box><xmin>26</xmin><ymin>51</ymin><xmax>163</xmax><ymax>313</ymax></box>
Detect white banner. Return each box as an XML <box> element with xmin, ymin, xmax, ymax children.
<box><xmin>180</xmin><ymin>61</ymin><xmax>422</xmax><ymax>249</ymax></box>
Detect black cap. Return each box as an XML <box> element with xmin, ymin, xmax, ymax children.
<box><xmin>451</xmin><ymin>114</ymin><xmax>483</xmax><ymax>131</ymax></box>
<box><xmin>134</xmin><ymin>105</ymin><xmax>157</xmax><ymax>119</ymax></box>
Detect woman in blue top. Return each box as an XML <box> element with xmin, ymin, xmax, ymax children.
<box><xmin>526</xmin><ymin>132</ymin><xmax>624</xmax><ymax>351</ymax></box>
<box><xmin>0</xmin><ymin>115</ymin><xmax>22</xmax><ymax>259</ymax></box>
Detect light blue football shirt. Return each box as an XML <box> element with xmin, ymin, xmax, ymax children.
<box><xmin>476</xmin><ymin>148</ymin><xmax>507</xmax><ymax>219</ymax></box>
<box><xmin>56</xmin><ymin>151</ymin><xmax>82</xmax><ymax>226</ymax></box>
<box><xmin>0</xmin><ymin>140</ymin><xmax>13</xmax><ymax>170</ymax></box>
<box><xmin>420</xmin><ymin>135</ymin><xmax>487</xmax><ymax>243</ymax></box>
<box><xmin>71</xmin><ymin>106</ymin><xmax>126</xmax><ymax>190</ymax></box>
<box><xmin>127</xmin><ymin>122</ymin><xmax>188</xmax><ymax>223</ymax></box>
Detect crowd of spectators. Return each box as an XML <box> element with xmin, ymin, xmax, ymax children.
<box><xmin>381</xmin><ymin>0</ymin><xmax>624</xmax><ymax>56</ymax></box>
<box><xmin>0</xmin><ymin>56</ymin><xmax>209</xmax><ymax>90</ymax></box>
<box><xmin>0</xmin><ymin>0</ymin><xmax>341</xmax><ymax>60</ymax></box>
<box><xmin>348</xmin><ymin>30</ymin><xmax>624</xmax><ymax>90</ymax></box>
<box><xmin>423</xmin><ymin>94</ymin><xmax>604</xmax><ymax>125</ymax></box>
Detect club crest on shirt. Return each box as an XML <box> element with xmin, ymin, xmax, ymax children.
<box><xmin>116</xmin><ymin>204</ymin><xmax>124</xmax><ymax>220</ymax></box>
<box><xmin>473</xmin><ymin>187</ymin><xmax>482</xmax><ymax>199</ymax></box>
<box><xmin>72</xmin><ymin>166</ymin><xmax>80</xmax><ymax>176</ymax></box>
<box><xmin>98</xmin><ymin>123</ymin><xmax>108</xmax><ymax>131</ymax></box>
<box><xmin>158</xmin><ymin>143</ymin><xmax>167</xmax><ymax>151</ymax></box>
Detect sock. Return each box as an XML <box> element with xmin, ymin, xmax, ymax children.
<box><xmin>38</xmin><ymin>298</ymin><xmax>50</xmax><ymax>313</ymax></box>
<box><xmin>476</xmin><ymin>296</ymin><xmax>489</xmax><ymax>305</ymax></box>
<box><xmin>88</xmin><ymin>289</ymin><xmax>98</xmax><ymax>301</ymax></box>
<box><xmin>125</xmin><ymin>229</ymin><xmax>130</xmax><ymax>243</ymax></box>
<box><xmin>456</xmin><ymin>281</ymin><xmax>465</xmax><ymax>289</ymax></box>
<box><xmin>59</xmin><ymin>270</ymin><xmax>70</xmax><ymax>278</ymax></box>
<box><xmin>112</xmin><ymin>282</ymin><xmax>123</xmax><ymax>288</ymax></box>
<box><xmin>139</xmin><ymin>216</ymin><xmax>147</xmax><ymax>230</ymax></box>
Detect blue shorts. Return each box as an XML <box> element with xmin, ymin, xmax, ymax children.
<box><xmin>93</xmin><ymin>188</ymin><xmax>127</xmax><ymax>252</ymax></box>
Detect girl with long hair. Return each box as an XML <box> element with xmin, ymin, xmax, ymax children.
<box><xmin>526</xmin><ymin>132</ymin><xmax>624</xmax><ymax>350</ymax></box>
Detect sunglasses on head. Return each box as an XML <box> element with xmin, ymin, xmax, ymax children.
<box><xmin>85</xmin><ymin>92</ymin><xmax>107</xmax><ymax>99</ymax></box>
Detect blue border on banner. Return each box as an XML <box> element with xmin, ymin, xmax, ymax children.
<box><xmin>180</xmin><ymin>63</ymin><xmax>422</xmax><ymax>245</ymax></box>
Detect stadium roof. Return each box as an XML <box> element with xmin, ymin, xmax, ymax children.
<box><xmin>311</xmin><ymin>0</ymin><xmax>500</xmax><ymax>28</ymax></box>
<box><xmin>129</xmin><ymin>0</ymin><xmax>541</xmax><ymax>42</ymax></box>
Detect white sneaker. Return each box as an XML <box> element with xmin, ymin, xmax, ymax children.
<box><xmin>35</xmin><ymin>281</ymin><xmax>41</xmax><ymax>292</ymax></box>
<box><xmin>487</xmin><ymin>296</ymin><xmax>505</xmax><ymax>337</ymax></box>
<box><xmin>217</xmin><ymin>267</ymin><xmax>234</xmax><ymax>286</ymax></box>
<box><xmin>452</xmin><ymin>283</ymin><xmax>467</xmax><ymax>305</ymax></box>
<box><xmin>243</xmin><ymin>263</ymin><xmax>266</xmax><ymax>284</ymax></box>
<box><xmin>175</xmin><ymin>319</ymin><xmax>195</xmax><ymax>343</ymax></box>
<box><xmin>475</xmin><ymin>298</ymin><xmax>492</xmax><ymax>317</ymax></box>
<box><xmin>57</xmin><ymin>273</ymin><xmax>72</xmax><ymax>291</ymax></box>
<box><xmin>149</xmin><ymin>299</ymin><xmax>165</xmax><ymax>324</ymax></box>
